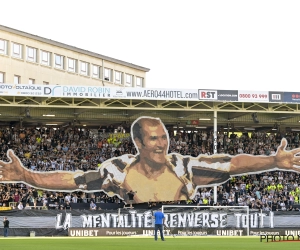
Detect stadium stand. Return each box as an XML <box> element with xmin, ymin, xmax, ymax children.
<box><xmin>0</xmin><ymin>125</ymin><xmax>300</xmax><ymax>211</ymax></box>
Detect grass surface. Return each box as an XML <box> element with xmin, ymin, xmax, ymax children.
<box><xmin>0</xmin><ymin>237</ymin><xmax>299</xmax><ymax>250</ymax></box>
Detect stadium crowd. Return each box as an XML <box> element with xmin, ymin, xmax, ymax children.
<box><xmin>0</xmin><ymin>124</ymin><xmax>300</xmax><ymax>211</ymax></box>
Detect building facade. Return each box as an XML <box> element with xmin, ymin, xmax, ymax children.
<box><xmin>0</xmin><ymin>25</ymin><xmax>149</xmax><ymax>87</ymax></box>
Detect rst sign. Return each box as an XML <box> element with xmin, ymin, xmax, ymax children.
<box><xmin>198</xmin><ymin>90</ymin><xmax>218</xmax><ymax>100</ymax></box>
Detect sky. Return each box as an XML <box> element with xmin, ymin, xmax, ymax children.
<box><xmin>1</xmin><ymin>0</ymin><xmax>300</xmax><ymax>92</ymax></box>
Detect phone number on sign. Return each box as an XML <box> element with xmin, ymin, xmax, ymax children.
<box><xmin>239</xmin><ymin>94</ymin><xmax>268</xmax><ymax>99</ymax></box>
<box><xmin>20</xmin><ymin>92</ymin><xmax>42</xmax><ymax>95</ymax></box>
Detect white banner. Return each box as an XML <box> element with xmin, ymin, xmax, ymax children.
<box><xmin>0</xmin><ymin>84</ymin><xmax>200</xmax><ymax>101</ymax></box>
<box><xmin>0</xmin><ymin>84</ymin><xmax>279</xmax><ymax>103</ymax></box>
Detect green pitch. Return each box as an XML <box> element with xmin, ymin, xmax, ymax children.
<box><xmin>0</xmin><ymin>237</ymin><xmax>298</xmax><ymax>250</ymax></box>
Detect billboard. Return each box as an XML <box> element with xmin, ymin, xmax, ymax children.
<box><xmin>237</xmin><ymin>90</ymin><xmax>269</xmax><ymax>102</ymax></box>
<box><xmin>1</xmin><ymin>209</ymin><xmax>300</xmax><ymax>237</ymax></box>
<box><xmin>217</xmin><ymin>90</ymin><xmax>238</xmax><ymax>101</ymax></box>
<box><xmin>283</xmin><ymin>92</ymin><xmax>300</xmax><ymax>103</ymax></box>
<box><xmin>0</xmin><ymin>84</ymin><xmax>300</xmax><ymax>104</ymax></box>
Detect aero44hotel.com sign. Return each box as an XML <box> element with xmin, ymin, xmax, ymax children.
<box><xmin>0</xmin><ymin>84</ymin><xmax>298</xmax><ymax>103</ymax></box>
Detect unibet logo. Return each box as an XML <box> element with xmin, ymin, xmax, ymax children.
<box><xmin>198</xmin><ymin>90</ymin><xmax>217</xmax><ymax>100</ymax></box>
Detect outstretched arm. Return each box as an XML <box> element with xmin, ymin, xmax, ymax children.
<box><xmin>230</xmin><ymin>138</ymin><xmax>300</xmax><ymax>175</ymax></box>
<box><xmin>230</xmin><ymin>154</ymin><xmax>275</xmax><ymax>175</ymax></box>
<box><xmin>0</xmin><ymin>149</ymin><xmax>131</xmax><ymax>197</ymax></box>
<box><xmin>0</xmin><ymin>150</ymin><xmax>82</xmax><ymax>190</ymax></box>
<box><xmin>182</xmin><ymin>138</ymin><xmax>300</xmax><ymax>190</ymax></box>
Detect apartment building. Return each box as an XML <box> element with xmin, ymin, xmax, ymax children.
<box><xmin>0</xmin><ymin>25</ymin><xmax>149</xmax><ymax>87</ymax></box>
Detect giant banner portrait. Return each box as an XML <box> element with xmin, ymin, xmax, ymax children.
<box><xmin>0</xmin><ymin>116</ymin><xmax>300</xmax><ymax>203</ymax></box>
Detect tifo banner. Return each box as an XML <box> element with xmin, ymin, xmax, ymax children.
<box><xmin>1</xmin><ymin>84</ymin><xmax>300</xmax><ymax>104</ymax></box>
<box><xmin>1</xmin><ymin>116</ymin><xmax>300</xmax><ymax>204</ymax></box>
<box><xmin>1</xmin><ymin>209</ymin><xmax>300</xmax><ymax>237</ymax></box>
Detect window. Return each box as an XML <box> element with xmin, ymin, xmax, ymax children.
<box><xmin>104</xmin><ymin>68</ymin><xmax>111</xmax><ymax>81</ymax></box>
<box><xmin>126</xmin><ymin>74</ymin><xmax>133</xmax><ymax>86</ymax></box>
<box><xmin>14</xmin><ymin>75</ymin><xmax>20</xmax><ymax>84</ymax></box>
<box><xmin>26</xmin><ymin>47</ymin><xmax>37</xmax><ymax>62</ymax></box>
<box><xmin>136</xmin><ymin>77</ymin><xmax>143</xmax><ymax>87</ymax></box>
<box><xmin>54</xmin><ymin>54</ymin><xmax>64</xmax><ymax>69</ymax></box>
<box><xmin>80</xmin><ymin>61</ymin><xmax>89</xmax><ymax>76</ymax></box>
<box><xmin>92</xmin><ymin>65</ymin><xmax>100</xmax><ymax>79</ymax></box>
<box><xmin>67</xmin><ymin>58</ymin><xmax>76</xmax><ymax>73</ymax></box>
<box><xmin>28</xmin><ymin>78</ymin><xmax>35</xmax><ymax>84</ymax></box>
<box><xmin>43</xmin><ymin>81</ymin><xmax>49</xmax><ymax>85</ymax></box>
<box><xmin>12</xmin><ymin>43</ymin><xmax>22</xmax><ymax>59</ymax></box>
<box><xmin>0</xmin><ymin>39</ymin><xmax>8</xmax><ymax>55</ymax></box>
<box><xmin>115</xmin><ymin>71</ymin><xmax>122</xmax><ymax>84</ymax></box>
<box><xmin>0</xmin><ymin>72</ymin><xmax>4</xmax><ymax>83</ymax></box>
<box><xmin>41</xmin><ymin>50</ymin><xmax>51</xmax><ymax>66</ymax></box>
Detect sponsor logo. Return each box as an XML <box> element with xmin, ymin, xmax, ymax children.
<box><xmin>283</xmin><ymin>92</ymin><xmax>300</xmax><ymax>103</ymax></box>
<box><xmin>291</xmin><ymin>93</ymin><xmax>300</xmax><ymax>99</ymax></box>
<box><xmin>15</xmin><ymin>86</ymin><xmax>41</xmax><ymax>90</ymax></box>
<box><xmin>198</xmin><ymin>90</ymin><xmax>217</xmax><ymax>100</ymax></box>
<box><xmin>44</xmin><ymin>86</ymin><xmax>62</xmax><ymax>96</ymax></box>
<box><xmin>0</xmin><ymin>85</ymin><xmax>13</xmax><ymax>89</ymax></box>
<box><xmin>218</xmin><ymin>94</ymin><xmax>237</xmax><ymax>97</ymax></box>
<box><xmin>269</xmin><ymin>92</ymin><xmax>283</xmax><ymax>102</ymax></box>
<box><xmin>115</xmin><ymin>90</ymin><xmax>123</xmax><ymax>95</ymax></box>
<box><xmin>217</xmin><ymin>90</ymin><xmax>238</xmax><ymax>101</ymax></box>
<box><xmin>216</xmin><ymin>230</ymin><xmax>243</xmax><ymax>236</ymax></box>
<box><xmin>272</xmin><ymin>94</ymin><xmax>281</xmax><ymax>100</ymax></box>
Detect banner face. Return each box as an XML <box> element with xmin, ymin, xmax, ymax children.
<box><xmin>0</xmin><ymin>116</ymin><xmax>300</xmax><ymax>203</ymax></box>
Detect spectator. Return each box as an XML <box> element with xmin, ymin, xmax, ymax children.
<box><xmin>63</xmin><ymin>201</ymin><xmax>72</xmax><ymax>210</ymax></box>
<box><xmin>64</xmin><ymin>194</ymin><xmax>71</xmax><ymax>203</ymax></box>
<box><xmin>17</xmin><ymin>202</ymin><xmax>23</xmax><ymax>210</ymax></box>
<box><xmin>24</xmin><ymin>203</ymin><xmax>31</xmax><ymax>209</ymax></box>
<box><xmin>90</xmin><ymin>201</ymin><xmax>97</xmax><ymax>210</ymax></box>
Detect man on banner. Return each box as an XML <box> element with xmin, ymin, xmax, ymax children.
<box><xmin>0</xmin><ymin>116</ymin><xmax>300</xmax><ymax>203</ymax></box>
